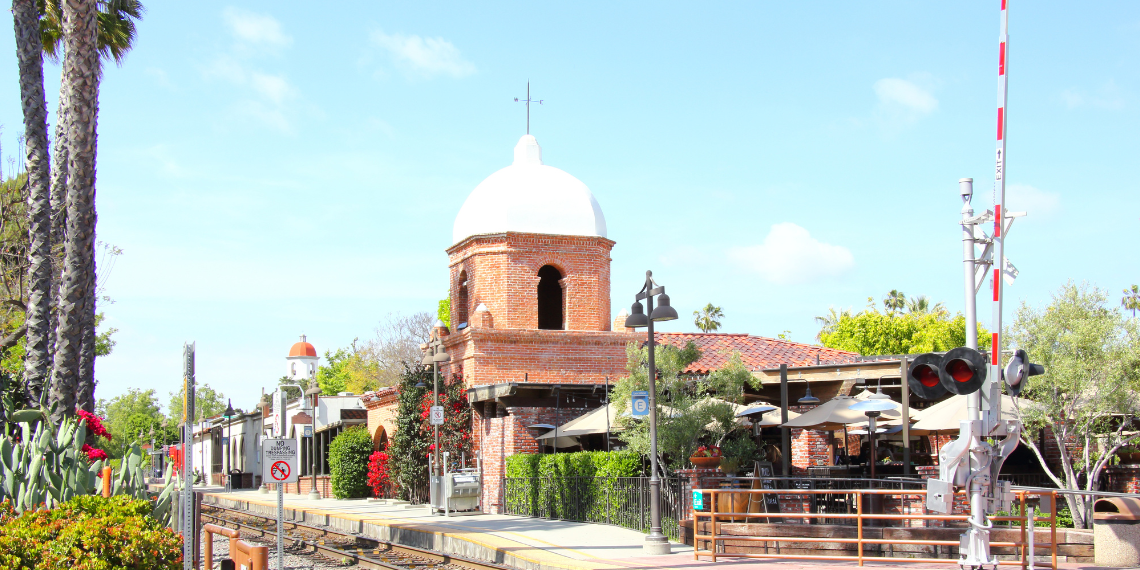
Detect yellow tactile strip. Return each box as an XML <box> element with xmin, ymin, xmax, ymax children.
<box><xmin>203</xmin><ymin>493</ymin><xmax>627</xmax><ymax>570</ymax></box>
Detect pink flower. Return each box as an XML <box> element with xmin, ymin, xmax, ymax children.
<box><xmin>81</xmin><ymin>443</ymin><xmax>109</xmax><ymax>462</ymax></box>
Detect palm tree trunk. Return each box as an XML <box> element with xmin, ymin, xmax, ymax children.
<box><xmin>49</xmin><ymin>0</ymin><xmax>99</xmax><ymax>423</ymax></box>
<box><xmin>13</xmin><ymin>0</ymin><xmax>53</xmax><ymax>407</ymax></box>
<box><xmin>49</xmin><ymin>83</ymin><xmax>69</xmax><ymax>359</ymax></box>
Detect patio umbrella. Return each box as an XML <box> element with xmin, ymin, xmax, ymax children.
<box><xmin>536</xmin><ymin>403</ymin><xmax>623</xmax><ymax>439</ymax></box>
<box><xmin>911</xmin><ymin>394</ymin><xmax>1034</xmax><ymax>434</ymax></box>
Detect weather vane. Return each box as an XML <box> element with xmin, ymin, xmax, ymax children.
<box><xmin>513</xmin><ymin>81</ymin><xmax>542</xmax><ymax>134</ymax></box>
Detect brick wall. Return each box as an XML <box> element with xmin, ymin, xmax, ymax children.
<box><xmin>446</xmin><ymin>232</ymin><xmax>615</xmax><ymax>332</ymax></box>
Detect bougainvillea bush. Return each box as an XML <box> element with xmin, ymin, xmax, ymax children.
<box><xmin>367</xmin><ymin>444</ymin><xmax>392</xmax><ymax>498</ymax></box>
<box><xmin>0</xmin><ymin>494</ymin><xmax>182</xmax><ymax>569</ymax></box>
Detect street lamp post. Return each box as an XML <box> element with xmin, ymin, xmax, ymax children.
<box><xmin>223</xmin><ymin>400</ymin><xmax>236</xmax><ymax>492</ymax></box>
<box><xmin>624</xmin><ymin>270</ymin><xmax>678</xmax><ymax>555</ymax></box>
<box><xmin>306</xmin><ymin>386</ymin><xmax>321</xmax><ymax>500</ymax></box>
<box><xmin>419</xmin><ymin>323</ymin><xmax>450</xmax><ymax>513</ymax></box>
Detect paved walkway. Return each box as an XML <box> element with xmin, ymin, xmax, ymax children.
<box><xmin>203</xmin><ymin>490</ymin><xmax>1102</xmax><ymax>570</ymax></box>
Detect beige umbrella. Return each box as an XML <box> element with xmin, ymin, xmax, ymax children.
<box><xmin>911</xmin><ymin>394</ymin><xmax>1034</xmax><ymax>433</ymax></box>
<box><xmin>536</xmin><ymin>403</ymin><xmax>623</xmax><ymax>439</ymax></box>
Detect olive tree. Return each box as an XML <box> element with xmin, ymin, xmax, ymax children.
<box><xmin>1008</xmin><ymin>282</ymin><xmax>1140</xmax><ymax>529</ymax></box>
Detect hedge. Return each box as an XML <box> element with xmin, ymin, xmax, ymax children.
<box><xmin>504</xmin><ymin>451</ymin><xmax>641</xmax><ymax>520</ymax></box>
<box><xmin>329</xmin><ymin>425</ymin><xmax>373</xmax><ymax>499</ymax></box>
<box><xmin>0</xmin><ymin>494</ymin><xmax>182</xmax><ymax>569</ymax></box>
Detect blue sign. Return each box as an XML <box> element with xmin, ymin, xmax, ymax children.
<box><xmin>692</xmin><ymin>490</ymin><xmax>704</xmax><ymax>510</ymax></box>
<box><xmin>631</xmin><ymin>391</ymin><xmax>650</xmax><ymax>417</ymax></box>
<box><xmin>221</xmin><ymin>437</ymin><xmax>229</xmax><ymax>446</ymax></box>
<box><xmin>302</xmin><ymin>425</ymin><xmax>313</xmax><ymax>438</ymax></box>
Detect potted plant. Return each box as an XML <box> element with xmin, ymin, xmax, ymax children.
<box><xmin>690</xmin><ymin>445</ymin><xmax>722</xmax><ymax>469</ymax></box>
<box><xmin>1117</xmin><ymin>446</ymin><xmax>1140</xmax><ymax>464</ymax></box>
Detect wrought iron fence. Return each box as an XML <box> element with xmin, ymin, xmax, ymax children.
<box><xmin>504</xmin><ymin>476</ymin><xmax>685</xmax><ymax>541</ymax></box>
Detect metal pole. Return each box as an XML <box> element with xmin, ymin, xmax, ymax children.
<box><xmin>644</xmin><ymin>290</ymin><xmax>668</xmax><ymax>554</ymax></box>
<box><xmin>182</xmin><ymin>342</ymin><xmax>195</xmax><ymax>570</ymax></box>
<box><xmin>901</xmin><ymin>358</ymin><xmax>911</xmax><ymax>476</ymax></box>
<box><xmin>311</xmin><ymin>392</ymin><xmax>318</xmax><ymax>498</ymax></box>
<box><xmin>605</xmin><ymin>377</ymin><xmax>611</xmax><ymax>453</ymax></box>
<box><xmin>779</xmin><ymin>364</ymin><xmax>790</xmax><ymax>477</ymax></box>
<box><xmin>433</xmin><ymin>360</ymin><xmax>440</xmax><ymax>489</ymax></box>
<box><xmin>276</xmin><ymin>389</ymin><xmax>286</xmax><ymax>570</ymax></box>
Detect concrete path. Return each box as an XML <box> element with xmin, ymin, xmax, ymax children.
<box><xmin>204</xmin><ymin>490</ymin><xmax>1104</xmax><ymax>570</ymax></box>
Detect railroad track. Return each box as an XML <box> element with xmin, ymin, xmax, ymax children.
<box><xmin>201</xmin><ymin>503</ymin><xmax>510</xmax><ymax>570</ymax></box>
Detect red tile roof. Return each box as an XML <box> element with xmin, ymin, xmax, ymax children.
<box><xmin>654</xmin><ymin>332</ymin><xmax>858</xmax><ymax>374</ymax></box>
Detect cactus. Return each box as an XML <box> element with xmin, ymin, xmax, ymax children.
<box><xmin>0</xmin><ymin>411</ymin><xmax>102</xmax><ymax>512</ymax></box>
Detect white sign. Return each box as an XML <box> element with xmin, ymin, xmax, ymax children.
<box><xmin>261</xmin><ymin>438</ymin><xmax>298</xmax><ymax>483</ymax></box>
<box><xmin>429</xmin><ymin>405</ymin><xmax>445</xmax><ymax>426</ymax></box>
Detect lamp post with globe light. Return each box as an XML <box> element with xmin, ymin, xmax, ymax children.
<box><xmin>623</xmin><ymin>270</ymin><xmax>678</xmax><ymax>555</ymax></box>
<box><xmin>417</xmin><ymin>323</ymin><xmax>450</xmax><ymax>513</ymax></box>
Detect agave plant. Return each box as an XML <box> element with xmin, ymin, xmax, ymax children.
<box><xmin>0</xmin><ymin>409</ymin><xmax>176</xmax><ymax>525</ymax></box>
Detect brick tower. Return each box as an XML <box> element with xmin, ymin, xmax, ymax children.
<box><xmin>443</xmin><ymin>134</ymin><xmax>638</xmax><ymax>512</ymax></box>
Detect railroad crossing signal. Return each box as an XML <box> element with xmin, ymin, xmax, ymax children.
<box><xmin>1003</xmin><ymin>349</ymin><xmax>1043</xmax><ymax>397</ymax></box>
<box><xmin>907</xmin><ymin>347</ymin><xmax>989</xmax><ymax>399</ymax></box>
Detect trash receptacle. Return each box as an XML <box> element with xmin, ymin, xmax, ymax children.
<box><xmin>1093</xmin><ymin>497</ymin><xmax>1140</xmax><ymax>567</ymax></box>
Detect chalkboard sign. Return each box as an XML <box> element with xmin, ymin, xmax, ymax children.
<box><xmin>754</xmin><ymin>461</ymin><xmax>780</xmax><ymax>515</ymax></box>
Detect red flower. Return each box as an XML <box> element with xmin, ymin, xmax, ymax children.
<box><xmin>76</xmin><ymin>410</ymin><xmax>112</xmax><ymax>440</ymax></box>
<box><xmin>81</xmin><ymin>443</ymin><xmax>109</xmax><ymax>462</ymax></box>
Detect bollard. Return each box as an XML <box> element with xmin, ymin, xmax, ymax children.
<box><xmin>203</xmin><ymin>524</ymin><xmax>240</xmax><ymax>569</ymax></box>
<box><xmin>102</xmin><ymin>466</ymin><xmax>112</xmax><ymax>498</ymax></box>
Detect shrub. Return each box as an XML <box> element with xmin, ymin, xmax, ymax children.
<box><xmin>329</xmin><ymin>425</ymin><xmax>373</xmax><ymax>499</ymax></box>
<box><xmin>506</xmin><ymin>451</ymin><xmax>641</xmax><ymax>519</ymax></box>
<box><xmin>367</xmin><ymin>444</ymin><xmax>392</xmax><ymax>498</ymax></box>
<box><xmin>0</xmin><ymin>494</ymin><xmax>182</xmax><ymax>569</ymax></box>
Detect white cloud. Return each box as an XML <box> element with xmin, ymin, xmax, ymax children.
<box><xmin>250</xmin><ymin>72</ymin><xmax>292</xmax><ymax>105</ymax></box>
<box><xmin>1060</xmin><ymin>80</ymin><xmax>1125</xmax><ymax>110</ymax></box>
<box><xmin>874</xmin><ymin>77</ymin><xmax>938</xmax><ymax>114</ymax></box>
<box><xmin>1006</xmin><ymin>183</ymin><xmax>1060</xmax><ymax>217</ymax></box>
<box><xmin>370</xmin><ymin>30</ymin><xmax>475</xmax><ymax>78</ymax></box>
<box><xmin>222</xmin><ymin>7</ymin><xmax>291</xmax><ymax>48</ymax></box>
<box><xmin>729</xmin><ymin>223</ymin><xmax>855</xmax><ymax>285</ymax></box>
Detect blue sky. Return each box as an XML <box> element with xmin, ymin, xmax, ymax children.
<box><xmin>0</xmin><ymin>1</ymin><xmax>1135</xmax><ymax>411</ymax></box>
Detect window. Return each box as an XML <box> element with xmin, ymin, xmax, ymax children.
<box><xmin>457</xmin><ymin>271</ymin><xmax>469</xmax><ymax>328</ymax></box>
<box><xmin>537</xmin><ymin>265</ymin><xmax>564</xmax><ymax>330</ymax></box>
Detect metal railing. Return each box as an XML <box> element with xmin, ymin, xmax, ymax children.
<box><xmin>503</xmin><ymin>476</ymin><xmax>685</xmax><ymax>541</ymax></box>
<box><xmin>692</xmin><ymin>487</ymin><xmax>1058</xmax><ymax>568</ymax></box>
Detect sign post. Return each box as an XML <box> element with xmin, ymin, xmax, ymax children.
<box><xmin>631</xmin><ymin>391</ymin><xmax>649</xmax><ymax>417</ymax></box>
<box><xmin>181</xmin><ymin>342</ymin><xmax>195</xmax><ymax>570</ymax></box>
<box><xmin>264</xmin><ymin>387</ymin><xmax>298</xmax><ymax>570</ymax></box>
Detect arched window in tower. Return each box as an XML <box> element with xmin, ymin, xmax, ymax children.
<box><xmin>537</xmin><ymin>265</ymin><xmax>564</xmax><ymax>330</ymax></box>
<box><xmin>457</xmin><ymin>271</ymin><xmax>469</xmax><ymax>329</ymax></box>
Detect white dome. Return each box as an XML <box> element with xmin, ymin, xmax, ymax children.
<box><xmin>452</xmin><ymin>135</ymin><xmax>607</xmax><ymax>244</ymax></box>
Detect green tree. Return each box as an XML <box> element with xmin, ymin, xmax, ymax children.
<box><xmin>611</xmin><ymin>341</ymin><xmax>746</xmax><ymax>475</ymax></box>
<box><xmin>96</xmin><ymin>388</ymin><xmax>170</xmax><ymax>458</ymax></box>
<box><xmin>166</xmin><ymin>383</ymin><xmax>226</xmax><ymax>424</ymax></box>
<box><xmin>819</xmin><ymin>308</ymin><xmax>988</xmax><ymax>357</ymax></box>
<box><xmin>692</xmin><ymin>303</ymin><xmax>724</xmax><ymax>333</ymax></box>
<box><xmin>388</xmin><ymin>368</ymin><xmax>430</xmax><ymax>500</ymax></box>
<box><xmin>1121</xmin><ymin>284</ymin><xmax>1140</xmax><ymax>318</ymax></box>
<box><xmin>906</xmin><ymin>295</ymin><xmax>946</xmax><ymax>316</ymax></box>
<box><xmin>814</xmin><ymin>306</ymin><xmax>852</xmax><ymax>340</ymax></box>
<box><xmin>1008</xmin><ymin>282</ymin><xmax>1140</xmax><ymax>529</ymax></box>
<box><xmin>329</xmin><ymin>425</ymin><xmax>373</xmax><ymax>499</ymax></box>
<box><xmin>437</xmin><ymin>298</ymin><xmax>450</xmax><ymax>328</ymax></box>
<box><xmin>882</xmin><ymin>290</ymin><xmax>907</xmax><ymax>315</ymax></box>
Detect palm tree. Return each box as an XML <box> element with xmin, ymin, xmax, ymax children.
<box><xmin>49</xmin><ymin>0</ymin><xmax>102</xmax><ymax>422</ymax></box>
<box><xmin>814</xmin><ymin>307</ymin><xmax>852</xmax><ymax>340</ymax></box>
<box><xmin>1123</xmin><ymin>285</ymin><xmax>1140</xmax><ymax>318</ymax></box>
<box><xmin>883</xmin><ymin>290</ymin><xmax>907</xmax><ymax>315</ymax></box>
<box><xmin>693</xmin><ymin>303</ymin><xmax>724</xmax><ymax>333</ymax></box>
<box><xmin>905</xmin><ymin>295</ymin><xmax>947</xmax><ymax>316</ymax></box>
<box><xmin>21</xmin><ymin>0</ymin><xmax>143</xmax><ymax>416</ymax></box>
<box><xmin>13</xmin><ymin>0</ymin><xmax>54</xmax><ymax>407</ymax></box>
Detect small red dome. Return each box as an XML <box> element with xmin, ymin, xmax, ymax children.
<box><xmin>288</xmin><ymin>335</ymin><xmax>317</xmax><ymax>357</ymax></box>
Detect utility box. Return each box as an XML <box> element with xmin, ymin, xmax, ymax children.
<box><xmin>443</xmin><ymin>469</ymin><xmax>481</xmax><ymax>514</ymax></box>
<box><xmin>1093</xmin><ymin>497</ymin><xmax>1140</xmax><ymax>567</ymax></box>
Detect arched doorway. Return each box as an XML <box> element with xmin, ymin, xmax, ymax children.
<box><xmin>373</xmin><ymin>426</ymin><xmax>388</xmax><ymax>451</ymax></box>
<box><xmin>537</xmin><ymin>265</ymin><xmax>563</xmax><ymax>330</ymax></box>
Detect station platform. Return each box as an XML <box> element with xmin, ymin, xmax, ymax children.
<box><xmin>202</xmin><ymin>490</ymin><xmax>1096</xmax><ymax>570</ymax></box>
